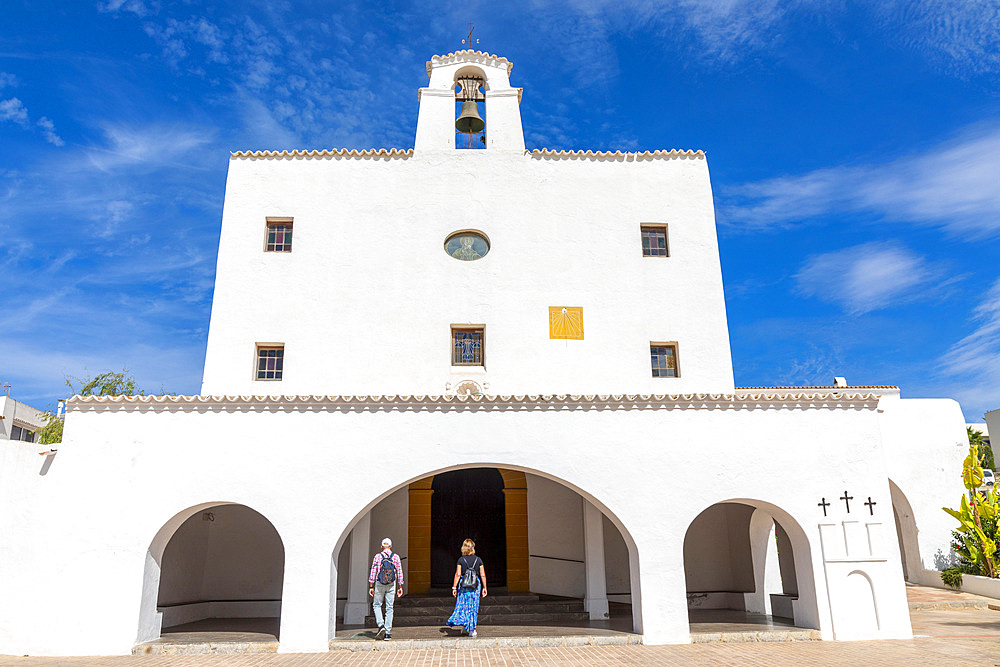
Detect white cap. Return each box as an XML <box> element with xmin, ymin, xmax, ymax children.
<box><xmin>381</xmin><ymin>537</ymin><xmax>392</xmax><ymax>547</ymax></box>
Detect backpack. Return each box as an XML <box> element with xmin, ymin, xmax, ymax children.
<box><xmin>460</xmin><ymin>556</ymin><xmax>481</xmax><ymax>589</ymax></box>
<box><xmin>377</xmin><ymin>552</ymin><xmax>397</xmax><ymax>585</ymax></box>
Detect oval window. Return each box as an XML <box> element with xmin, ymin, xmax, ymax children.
<box><xmin>444</xmin><ymin>231</ymin><xmax>490</xmax><ymax>261</ymax></box>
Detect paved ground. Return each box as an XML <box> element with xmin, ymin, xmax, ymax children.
<box><xmin>3</xmin><ymin>636</ymin><xmax>1000</xmax><ymax>667</ymax></box>
<box><xmin>4</xmin><ymin>584</ymin><xmax>1000</xmax><ymax>665</ymax></box>
<box><xmin>907</xmin><ymin>582</ymin><xmax>1000</xmax><ymax>609</ymax></box>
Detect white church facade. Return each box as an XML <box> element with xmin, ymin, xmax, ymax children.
<box><xmin>0</xmin><ymin>50</ymin><xmax>970</xmax><ymax>656</ymax></box>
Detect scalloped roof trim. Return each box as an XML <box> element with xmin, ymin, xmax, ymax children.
<box><xmin>229</xmin><ymin>147</ymin><xmax>704</xmax><ymax>161</ymax></box>
<box><xmin>66</xmin><ymin>392</ymin><xmax>881</xmax><ymax>412</ymax></box>
<box><xmin>427</xmin><ymin>50</ymin><xmax>514</xmax><ymax>77</ymax></box>
<box><xmin>531</xmin><ymin>148</ymin><xmax>705</xmax><ymax>159</ymax></box>
<box><xmin>736</xmin><ymin>385</ymin><xmax>898</xmax><ymax>390</ymax></box>
<box><xmin>231</xmin><ymin>148</ymin><xmax>414</xmax><ymax>159</ymax></box>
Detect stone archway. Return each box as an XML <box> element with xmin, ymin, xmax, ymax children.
<box><xmin>137</xmin><ymin>502</ymin><xmax>285</xmax><ymax>644</ymax></box>
<box><xmin>682</xmin><ymin>500</ymin><xmax>819</xmax><ymax>634</ymax></box>
<box><xmin>332</xmin><ymin>463</ymin><xmax>642</xmax><ymax>636</ymax></box>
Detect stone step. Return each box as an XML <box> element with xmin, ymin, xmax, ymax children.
<box><xmin>394</xmin><ymin>594</ymin><xmax>540</xmax><ymax>606</ymax></box>
<box><xmin>365</xmin><ymin>611</ymin><xmax>593</xmax><ymax>627</ymax></box>
<box><xmin>387</xmin><ymin>601</ymin><xmax>586</xmax><ymax>617</ymax></box>
<box><xmin>329</xmin><ymin>634</ymin><xmax>642</xmax><ymax>652</ymax></box>
<box><xmin>690</xmin><ymin>628</ymin><xmax>821</xmax><ymax>643</ymax></box>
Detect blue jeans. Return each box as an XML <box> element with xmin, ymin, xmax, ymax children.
<box><xmin>372</xmin><ymin>581</ymin><xmax>397</xmax><ymax>632</ymax></box>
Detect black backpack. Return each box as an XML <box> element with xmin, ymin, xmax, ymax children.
<box><xmin>460</xmin><ymin>556</ymin><xmax>481</xmax><ymax>589</ymax></box>
<box><xmin>377</xmin><ymin>551</ymin><xmax>397</xmax><ymax>585</ymax></box>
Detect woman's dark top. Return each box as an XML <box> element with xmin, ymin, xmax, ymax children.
<box><xmin>458</xmin><ymin>555</ymin><xmax>482</xmax><ymax>578</ymax></box>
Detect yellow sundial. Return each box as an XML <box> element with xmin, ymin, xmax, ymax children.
<box><xmin>549</xmin><ymin>306</ymin><xmax>584</xmax><ymax>340</ymax></box>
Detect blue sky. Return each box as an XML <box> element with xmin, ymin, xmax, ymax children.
<box><xmin>2</xmin><ymin>1</ymin><xmax>998</xmax><ymax>421</ymax></box>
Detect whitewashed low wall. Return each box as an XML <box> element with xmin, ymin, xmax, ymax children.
<box><xmin>953</xmin><ymin>573</ymin><xmax>1000</xmax><ymax>599</ymax></box>
<box><xmin>158</xmin><ymin>601</ymin><xmax>281</xmax><ymax>628</ymax></box>
<box><xmin>686</xmin><ymin>592</ymin><xmax>745</xmax><ymax>610</ymax></box>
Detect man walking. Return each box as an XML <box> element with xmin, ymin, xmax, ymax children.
<box><xmin>368</xmin><ymin>537</ymin><xmax>404</xmax><ymax>640</ymax></box>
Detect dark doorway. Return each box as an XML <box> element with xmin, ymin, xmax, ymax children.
<box><xmin>431</xmin><ymin>468</ymin><xmax>507</xmax><ymax>588</ymax></box>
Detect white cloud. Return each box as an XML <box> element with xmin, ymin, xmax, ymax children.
<box><xmin>97</xmin><ymin>0</ymin><xmax>152</xmax><ymax>17</ymax></box>
<box><xmin>0</xmin><ymin>72</ymin><xmax>18</xmax><ymax>89</ymax></box>
<box><xmin>85</xmin><ymin>123</ymin><xmax>214</xmax><ymax>171</ymax></box>
<box><xmin>1</xmin><ymin>99</ymin><xmax>64</xmax><ymax>146</ymax></box>
<box><xmin>94</xmin><ymin>200</ymin><xmax>135</xmax><ymax>239</ymax></box>
<box><xmin>943</xmin><ymin>278</ymin><xmax>1000</xmax><ymax>375</ymax></box>
<box><xmin>36</xmin><ymin>117</ymin><xmax>64</xmax><ymax>146</ymax></box>
<box><xmin>934</xmin><ymin>278</ymin><xmax>1000</xmax><ymax>418</ymax></box>
<box><xmin>874</xmin><ymin>0</ymin><xmax>1000</xmax><ymax>78</ymax></box>
<box><xmin>0</xmin><ymin>97</ymin><xmax>29</xmax><ymax>126</ymax></box>
<box><xmin>723</xmin><ymin>124</ymin><xmax>1000</xmax><ymax>237</ymax></box>
<box><xmin>794</xmin><ymin>242</ymin><xmax>949</xmax><ymax>314</ymax></box>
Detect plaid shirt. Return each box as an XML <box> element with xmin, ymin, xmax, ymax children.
<box><xmin>368</xmin><ymin>549</ymin><xmax>404</xmax><ymax>585</ymax></box>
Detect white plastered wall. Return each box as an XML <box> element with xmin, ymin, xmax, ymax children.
<box><xmin>202</xmin><ymin>150</ymin><xmax>732</xmax><ymax>398</ymax></box>
<box><xmin>604</xmin><ymin>514</ymin><xmax>632</xmax><ymax>603</ymax></box>
<box><xmin>877</xmin><ymin>393</ymin><xmax>968</xmax><ymax>584</ymax></box>
<box><xmin>527</xmin><ymin>473</ymin><xmax>585</xmax><ymax>598</ymax></box>
<box><xmin>0</xmin><ymin>396</ymin><xmax>917</xmax><ymax>656</ymax></box>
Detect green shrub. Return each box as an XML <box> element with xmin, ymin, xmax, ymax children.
<box><xmin>941</xmin><ymin>566</ymin><xmax>964</xmax><ymax>589</ymax></box>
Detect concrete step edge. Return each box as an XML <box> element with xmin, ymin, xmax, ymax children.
<box><xmin>329</xmin><ymin>634</ymin><xmax>643</xmax><ymax>651</ymax></box>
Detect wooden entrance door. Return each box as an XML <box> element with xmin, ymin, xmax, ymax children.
<box><xmin>431</xmin><ymin>468</ymin><xmax>507</xmax><ymax>589</ymax></box>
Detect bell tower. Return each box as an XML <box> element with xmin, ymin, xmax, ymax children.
<box><xmin>414</xmin><ymin>50</ymin><xmax>525</xmax><ymax>152</ymax></box>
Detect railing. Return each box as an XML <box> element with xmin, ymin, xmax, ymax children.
<box><xmin>456</xmin><ymin>131</ymin><xmax>486</xmax><ymax>150</ymax></box>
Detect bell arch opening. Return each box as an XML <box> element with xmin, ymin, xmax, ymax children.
<box><xmin>136</xmin><ymin>502</ymin><xmax>285</xmax><ymax>645</ymax></box>
<box><xmin>682</xmin><ymin>500</ymin><xmax>819</xmax><ymax>635</ymax></box>
<box><xmin>454</xmin><ymin>71</ymin><xmax>486</xmax><ymax>150</ymax></box>
<box><xmin>330</xmin><ymin>464</ymin><xmax>642</xmax><ymax>638</ymax></box>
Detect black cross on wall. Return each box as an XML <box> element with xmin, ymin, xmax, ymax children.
<box><xmin>864</xmin><ymin>497</ymin><xmax>877</xmax><ymax>515</ymax></box>
<box><xmin>818</xmin><ymin>497</ymin><xmax>830</xmax><ymax>516</ymax></box>
<box><xmin>840</xmin><ymin>490</ymin><xmax>854</xmax><ymax>513</ymax></box>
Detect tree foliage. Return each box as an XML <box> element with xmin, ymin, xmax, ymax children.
<box><xmin>34</xmin><ymin>370</ymin><xmax>149</xmax><ymax>445</ymax></box>
<box><xmin>968</xmin><ymin>426</ymin><xmax>994</xmax><ymax>470</ymax></box>
<box><xmin>942</xmin><ymin>442</ymin><xmax>1000</xmax><ymax>580</ymax></box>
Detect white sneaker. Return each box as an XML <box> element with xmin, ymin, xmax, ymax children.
<box><xmin>469</xmin><ymin>631</ymin><xmax>477</xmax><ymax>638</ymax></box>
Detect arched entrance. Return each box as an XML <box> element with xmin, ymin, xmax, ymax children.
<box><xmin>683</xmin><ymin>500</ymin><xmax>818</xmax><ymax>636</ymax></box>
<box><xmin>889</xmin><ymin>480</ymin><xmax>920</xmax><ymax>581</ymax></box>
<box><xmin>430</xmin><ymin>468</ymin><xmax>507</xmax><ymax>588</ymax></box>
<box><xmin>136</xmin><ymin>503</ymin><xmax>285</xmax><ymax>644</ymax></box>
<box><xmin>332</xmin><ymin>464</ymin><xmax>641</xmax><ymax>638</ymax></box>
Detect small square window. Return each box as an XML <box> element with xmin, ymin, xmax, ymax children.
<box><xmin>265</xmin><ymin>219</ymin><xmax>293</xmax><ymax>252</ymax></box>
<box><xmin>452</xmin><ymin>327</ymin><xmax>484</xmax><ymax>366</ymax></box>
<box><xmin>256</xmin><ymin>345</ymin><xmax>285</xmax><ymax>380</ymax></box>
<box><xmin>641</xmin><ymin>225</ymin><xmax>668</xmax><ymax>257</ymax></box>
<box><xmin>650</xmin><ymin>343</ymin><xmax>679</xmax><ymax>377</ymax></box>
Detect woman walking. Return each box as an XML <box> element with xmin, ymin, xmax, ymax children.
<box><xmin>446</xmin><ymin>538</ymin><xmax>487</xmax><ymax>637</ymax></box>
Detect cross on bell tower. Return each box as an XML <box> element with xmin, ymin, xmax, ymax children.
<box><xmin>462</xmin><ymin>22</ymin><xmax>479</xmax><ymax>49</ymax></box>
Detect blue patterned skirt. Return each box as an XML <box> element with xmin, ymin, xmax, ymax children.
<box><xmin>446</xmin><ymin>585</ymin><xmax>481</xmax><ymax>632</ymax></box>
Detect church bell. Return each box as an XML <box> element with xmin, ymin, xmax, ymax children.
<box><xmin>455</xmin><ymin>101</ymin><xmax>485</xmax><ymax>134</ymax></box>
<box><xmin>455</xmin><ymin>76</ymin><xmax>485</xmax><ymax>134</ymax></box>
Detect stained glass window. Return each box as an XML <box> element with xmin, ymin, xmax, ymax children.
<box><xmin>650</xmin><ymin>344</ymin><xmax>678</xmax><ymax>377</ymax></box>
<box><xmin>641</xmin><ymin>225</ymin><xmax>668</xmax><ymax>257</ymax></box>
<box><xmin>266</xmin><ymin>222</ymin><xmax>293</xmax><ymax>252</ymax></box>
<box><xmin>452</xmin><ymin>328</ymin><xmax>484</xmax><ymax>366</ymax></box>
<box><xmin>444</xmin><ymin>231</ymin><xmax>489</xmax><ymax>261</ymax></box>
<box><xmin>256</xmin><ymin>345</ymin><xmax>284</xmax><ymax>380</ymax></box>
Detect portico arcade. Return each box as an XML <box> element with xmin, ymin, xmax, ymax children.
<box><xmin>333</xmin><ymin>464</ymin><xmax>639</xmax><ymax>633</ymax></box>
